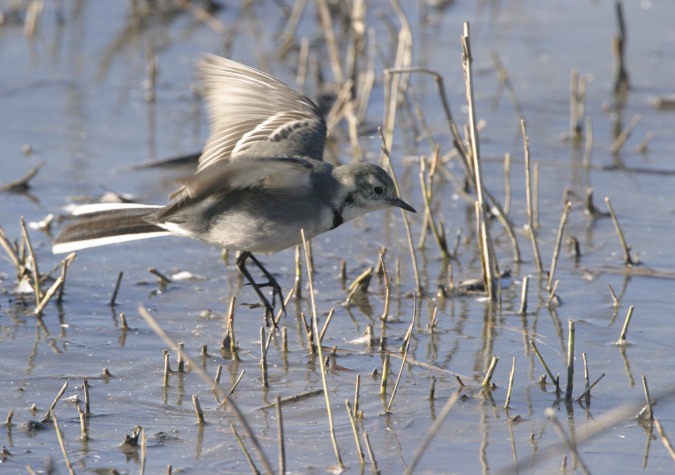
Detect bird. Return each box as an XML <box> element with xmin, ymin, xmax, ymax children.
<box><xmin>53</xmin><ymin>54</ymin><xmax>416</xmax><ymax>320</ymax></box>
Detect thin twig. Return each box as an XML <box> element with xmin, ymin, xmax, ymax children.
<box><xmin>582</xmin><ymin>352</ymin><xmax>590</xmax><ymax>405</ymax></box>
<box><xmin>605</xmin><ymin>196</ymin><xmax>635</xmax><ymax>265</ymax></box>
<box><xmin>565</xmin><ymin>320</ymin><xmax>575</xmax><ymax>401</ymax></box>
<box><xmin>301</xmin><ymin>229</ymin><xmax>343</xmax><ymax>469</ymax></box>
<box><xmin>51</xmin><ymin>410</ymin><xmax>75</xmax><ymax>475</ymax></box>
<box><xmin>43</xmin><ymin>381</ymin><xmax>69</xmax><ymax>422</ymax></box>
<box><xmin>315</xmin><ymin>0</ymin><xmax>344</xmax><ymax>84</ymax></box>
<box><xmin>260</xmin><ymin>327</ymin><xmax>269</xmax><ymax>388</ymax></box>
<box><xmin>231</xmin><ymin>423</ymin><xmax>261</xmax><ymax>475</ymax></box>
<box><xmin>110</xmin><ymin>271</ymin><xmax>124</xmax><ymax>306</ymax></box>
<box><xmin>225</xmin><ymin>297</ymin><xmax>238</xmax><ymax>353</ymax></box>
<box><xmin>379</xmin><ymin>251</ymin><xmax>393</xmax><ymax>321</ymax></box>
<box><xmin>259</xmin><ymin>390</ymin><xmax>324</xmax><ymax>410</ymax></box>
<box><xmin>34</xmin><ymin>276</ymin><xmax>64</xmax><ymax>316</ymax></box>
<box><xmin>363</xmin><ymin>431</ymin><xmax>378</xmax><ymax>472</ymax></box>
<box><xmin>56</xmin><ymin>253</ymin><xmax>76</xmax><ymax>303</ymax></box>
<box><xmin>275</xmin><ymin>395</ymin><xmax>285</xmax><ymax>475</ymax></box>
<box><xmin>0</xmin><ymin>225</ymin><xmax>21</xmax><ymax>272</ymax></box>
<box><xmin>635</xmin><ymin>131</ymin><xmax>653</xmax><ymax>153</ymax></box>
<box><xmin>138</xmin><ymin>306</ymin><xmax>274</xmax><ymax>474</ymax></box>
<box><xmin>294</xmin><ymin>245</ymin><xmax>302</xmax><ymax>299</ymax></box>
<box><xmin>518</xmin><ymin>276</ymin><xmax>529</xmax><ymax>315</ymax></box>
<box><xmin>78</xmin><ymin>405</ymin><xmax>88</xmax><ymax>440</ymax></box>
<box><xmin>547</xmin><ymin>201</ymin><xmax>572</xmax><ymax>291</ymax></box>
<box><xmin>545</xmin><ymin>408</ymin><xmax>591</xmax><ymax>475</ymax></box>
<box><xmin>654</xmin><ymin>418</ymin><xmax>675</xmax><ymax>462</ymax></box>
<box><xmin>491</xmin><ymin>51</ymin><xmax>525</xmax><ymax>122</ymax></box>
<box><xmin>140</xmin><ymin>427</ymin><xmax>147</xmax><ymax>475</ymax></box>
<box><xmin>576</xmin><ymin>373</ymin><xmax>605</xmax><ymax>402</ymax></box>
<box><xmin>228</xmin><ymin>370</ymin><xmax>246</xmax><ymax>397</ymax></box>
<box><xmin>192</xmin><ymin>394</ymin><xmax>205</xmax><ymax>424</ymax></box>
<box><xmin>610</xmin><ymin>113</ymin><xmax>641</xmax><ymax>154</ymax></box>
<box><xmin>379</xmin><ymin>129</ymin><xmax>421</xmax><ymax>294</ymax></box>
<box><xmin>583</xmin><ymin>117</ymin><xmax>594</xmax><ymax>167</ymax></box>
<box><xmin>463</xmin><ymin>22</ymin><xmax>498</xmax><ymax>299</ymax></box>
<box><xmin>642</xmin><ymin>374</ymin><xmax>654</xmax><ymax>421</ymax></box>
<box><xmin>546</xmin><ymin>280</ymin><xmax>560</xmax><ymax>308</ymax></box>
<box><xmin>404</xmin><ymin>391</ymin><xmax>460</xmax><ymax>475</ymax></box>
<box><xmin>419</xmin><ymin>153</ymin><xmax>450</xmax><ymax>260</ymax></box>
<box><xmin>500</xmin><ymin>385</ymin><xmax>675</xmax><ymax>474</ymax></box>
<box><xmin>20</xmin><ymin>217</ymin><xmax>42</xmax><ymax>304</ymax></box>
<box><xmin>533</xmin><ymin>161</ymin><xmax>540</xmax><ymax>229</ymax></box>
<box><xmin>380</xmin><ymin>355</ymin><xmax>390</xmax><ymax>396</ymax></box>
<box><xmin>617</xmin><ymin>304</ymin><xmax>635</xmax><ymax>344</ymax></box>
<box><xmin>319</xmin><ymin>308</ymin><xmax>335</xmax><ymax>343</ymax></box>
<box><xmin>83</xmin><ymin>377</ymin><xmax>90</xmax><ymax>415</ymax></box>
<box><xmin>481</xmin><ymin>355</ymin><xmax>499</xmax><ymax>388</ymax></box>
<box><xmin>522</xmin><ymin>122</ymin><xmax>543</xmax><ymax>273</ymax></box>
<box><xmin>384</xmin><ymin>66</ymin><xmax>521</xmax><ymax>264</ymax></box>
<box><xmin>530</xmin><ymin>340</ymin><xmax>560</xmax><ymax>393</ymax></box>
<box><xmin>608</xmin><ymin>284</ymin><xmax>621</xmax><ymax>307</ymax></box>
<box><xmin>504</xmin><ymin>357</ymin><xmax>516</xmax><ymax>409</ymax></box>
<box><xmin>346</xmin><ymin>400</ymin><xmax>365</xmax><ymax>464</ymax></box>
<box><xmin>148</xmin><ymin>267</ymin><xmax>172</xmax><ymax>285</ymax></box>
<box><xmin>162</xmin><ymin>349</ymin><xmax>170</xmax><ymax>387</ymax></box>
<box><xmin>353</xmin><ymin>374</ymin><xmax>361</xmax><ymax>417</ymax></box>
<box><xmin>386</xmin><ymin>298</ymin><xmax>417</xmax><ymax>413</ymax></box>
<box><xmin>0</xmin><ymin>162</ymin><xmax>44</xmax><ymax>192</ymax></box>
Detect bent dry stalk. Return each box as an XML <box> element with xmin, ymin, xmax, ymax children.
<box><xmin>605</xmin><ymin>197</ymin><xmax>636</xmax><ymax>265</ymax></box>
<box><xmin>463</xmin><ymin>22</ymin><xmax>498</xmax><ymax>300</ymax></box>
<box><xmin>138</xmin><ymin>306</ymin><xmax>274</xmax><ymax>474</ymax></box>
<box><xmin>345</xmin><ymin>400</ymin><xmax>365</xmax><ymax>464</ymax></box>
<box><xmin>530</xmin><ymin>340</ymin><xmax>561</xmax><ymax>394</ymax></box>
<box><xmin>110</xmin><ymin>271</ymin><xmax>123</xmax><ymax>306</ymax></box>
<box><xmin>51</xmin><ymin>410</ymin><xmax>76</xmax><ymax>475</ymax></box>
<box><xmin>617</xmin><ymin>305</ymin><xmax>635</xmax><ymax>344</ymax></box>
<box><xmin>301</xmin><ymin>229</ymin><xmax>343</xmax><ymax>469</ymax></box>
<box><xmin>404</xmin><ymin>391</ymin><xmax>460</xmax><ymax>475</ymax></box>
<box><xmin>385</xmin><ymin>300</ymin><xmax>417</xmax><ymax>413</ymax></box>
<box><xmin>19</xmin><ymin>217</ymin><xmax>42</xmax><ymax>304</ymax></box>
<box><xmin>547</xmin><ymin>202</ymin><xmax>572</xmax><ymax>291</ymax></box>
<box><xmin>504</xmin><ymin>357</ymin><xmax>516</xmax><ymax>409</ymax></box>
<box><xmin>518</xmin><ymin>276</ymin><xmax>529</xmax><ymax>315</ymax></box>
<box><xmin>481</xmin><ymin>356</ymin><xmax>499</xmax><ymax>388</ymax></box>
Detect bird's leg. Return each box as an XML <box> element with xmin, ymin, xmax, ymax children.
<box><xmin>246</xmin><ymin>252</ymin><xmax>286</xmax><ymax>319</ymax></box>
<box><xmin>235</xmin><ymin>251</ymin><xmax>284</xmax><ymax>325</ymax></box>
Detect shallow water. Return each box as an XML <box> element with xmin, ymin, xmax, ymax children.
<box><xmin>3</xmin><ymin>1</ymin><xmax>675</xmax><ymax>473</ymax></box>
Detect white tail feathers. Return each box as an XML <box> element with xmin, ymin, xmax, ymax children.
<box><xmin>52</xmin><ymin>231</ymin><xmax>172</xmax><ymax>254</ymax></box>
<box><xmin>52</xmin><ymin>203</ymin><xmax>172</xmax><ymax>254</ymax></box>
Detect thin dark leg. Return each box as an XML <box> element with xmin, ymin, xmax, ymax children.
<box><xmin>236</xmin><ymin>251</ymin><xmax>284</xmax><ymax>325</ymax></box>
<box><xmin>246</xmin><ymin>252</ymin><xmax>286</xmax><ymax>318</ymax></box>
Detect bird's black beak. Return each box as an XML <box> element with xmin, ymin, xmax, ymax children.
<box><xmin>390</xmin><ymin>197</ymin><xmax>416</xmax><ymax>213</ymax></box>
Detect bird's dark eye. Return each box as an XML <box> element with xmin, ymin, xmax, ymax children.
<box><xmin>374</xmin><ymin>186</ymin><xmax>384</xmax><ymax>195</ymax></box>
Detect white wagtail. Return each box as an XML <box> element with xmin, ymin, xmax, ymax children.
<box><xmin>53</xmin><ymin>54</ymin><xmax>416</xmax><ymax>319</ymax></box>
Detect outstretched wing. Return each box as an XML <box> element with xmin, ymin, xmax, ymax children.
<box><xmin>197</xmin><ymin>54</ymin><xmax>327</xmax><ymax>171</ymax></box>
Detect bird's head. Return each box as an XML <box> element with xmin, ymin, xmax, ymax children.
<box><xmin>334</xmin><ymin>163</ymin><xmax>416</xmax><ymax>222</ymax></box>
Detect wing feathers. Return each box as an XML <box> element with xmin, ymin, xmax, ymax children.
<box><xmin>196</xmin><ymin>55</ymin><xmax>326</xmax><ymax>170</ymax></box>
